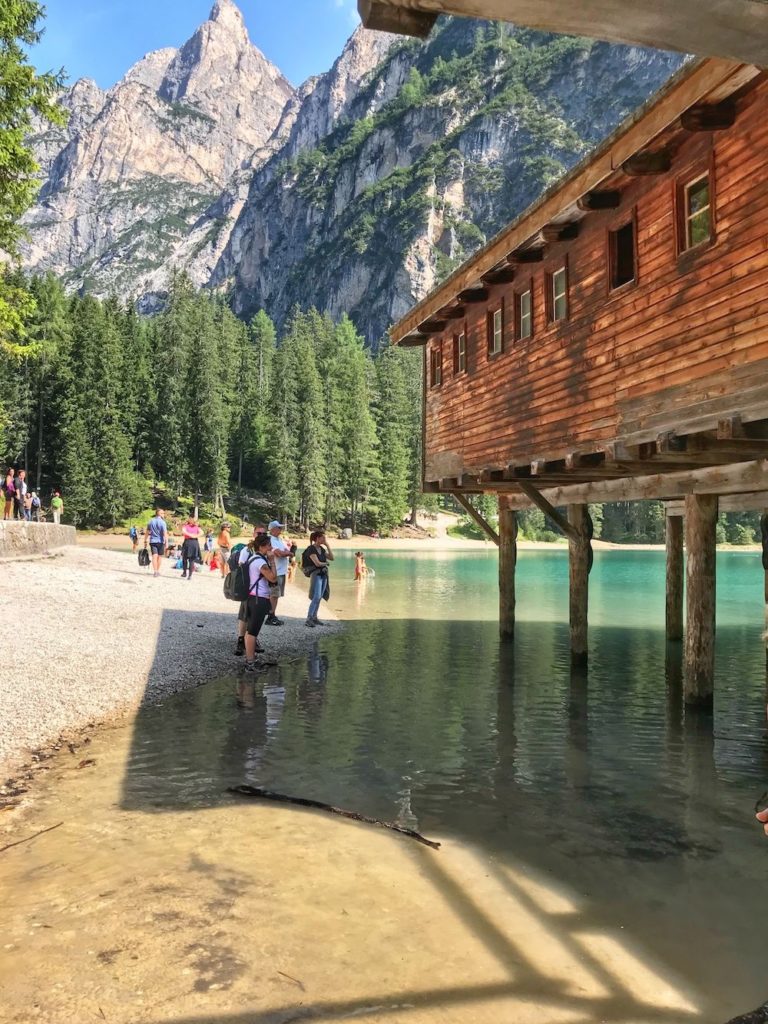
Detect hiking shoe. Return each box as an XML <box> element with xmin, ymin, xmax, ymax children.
<box><xmin>266</xmin><ymin>616</ymin><xmax>284</xmax><ymax>626</ymax></box>
<box><xmin>244</xmin><ymin>660</ymin><xmax>257</xmax><ymax>673</ymax></box>
<box><xmin>313</xmin><ymin>619</ymin><xmax>328</xmax><ymax>626</ymax></box>
<box><xmin>305</xmin><ymin>618</ymin><xmax>316</xmax><ymax>628</ymax></box>
<box><xmin>234</xmin><ymin>637</ymin><xmax>245</xmax><ymax>657</ymax></box>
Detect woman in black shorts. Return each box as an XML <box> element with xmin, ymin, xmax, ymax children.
<box><xmin>238</xmin><ymin>534</ymin><xmax>277</xmax><ymax>670</ymax></box>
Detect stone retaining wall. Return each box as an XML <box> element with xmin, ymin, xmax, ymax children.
<box><xmin>0</xmin><ymin>521</ymin><xmax>76</xmax><ymax>560</ymax></box>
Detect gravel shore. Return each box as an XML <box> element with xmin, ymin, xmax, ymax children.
<box><xmin>0</xmin><ymin>545</ymin><xmax>341</xmax><ymax>780</ymax></box>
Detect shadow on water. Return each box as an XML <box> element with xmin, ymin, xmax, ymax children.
<box><xmin>118</xmin><ymin>594</ymin><xmax>768</xmax><ymax>1022</ymax></box>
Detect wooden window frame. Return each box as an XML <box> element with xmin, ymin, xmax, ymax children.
<box><xmin>453</xmin><ymin>329</ymin><xmax>467</xmax><ymax>374</ymax></box>
<box><xmin>607</xmin><ymin>209</ymin><xmax>638</xmax><ymax>294</ymax></box>
<box><xmin>487</xmin><ymin>302</ymin><xmax>504</xmax><ymax>357</ymax></box>
<box><xmin>675</xmin><ymin>156</ymin><xmax>716</xmax><ymax>258</ymax></box>
<box><xmin>546</xmin><ymin>262</ymin><xmax>569</xmax><ymax>324</ymax></box>
<box><xmin>515</xmin><ymin>282</ymin><xmax>534</xmax><ymax>341</ymax></box>
<box><xmin>430</xmin><ymin>342</ymin><xmax>443</xmax><ymax>388</ymax></box>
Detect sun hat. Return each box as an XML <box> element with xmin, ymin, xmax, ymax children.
<box><xmin>268</xmin><ymin>520</ymin><xmax>284</xmax><ymax>530</ymax></box>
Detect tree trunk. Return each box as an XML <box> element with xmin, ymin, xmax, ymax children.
<box><xmin>237</xmin><ymin>449</ymin><xmax>243</xmax><ymax>495</ymax></box>
<box><xmin>35</xmin><ymin>351</ymin><xmax>45</xmax><ymax>493</ymax></box>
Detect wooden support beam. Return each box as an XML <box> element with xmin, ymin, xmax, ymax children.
<box><xmin>576</xmin><ymin>190</ymin><xmax>621</xmax><ymax>212</ymax></box>
<box><xmin>514</xmin><ymin>480</ymin><xmax>580</xmax><ymax>542</ymax></box>
<box><xmin>357</xmin><ymin>0</ymin><xmax>436</xmax><ymax>37</ymax></box>
<box><xmin>668</xmin><ymin>491</ymin><xmax>768</xmax><ymax>514</ymax></box>
<box><xmin>717</xmin><ymin>415</ymin><xmax>745</xmax><ymax>440</ymax></box>
<box><xmin>541</xmin><ymin>222</ymin><xmax>579</xmax><ymax>243</ymax></box>
<box><xmin>568</xmin><ymin>505</ymin><xmax>591</xmax><ymax>666</ymax></box>
<box><xmin>452</xmin><ymin>492</ymin><xmax>499</xmax><ymax>546</ymax></box>
<box><xmin>500</xmin><ymin>459</ymin><xmax>768</xmax><ymax>510</ymax></box>
<box><xmin>507</xmin><ymin>248</ymin><xmax>545</xmax><ymax>265</ymax></box>
<box><xmin>418</xmin><ymin>319</ymin><xmax>447</xmax><ymax>334</ymax></box>
<box><xmin>399</xmin><ymin>333</ymin><xmax>427</xmax><ymax>347</ymax></box>
<box><xmin>457</xmin><ymin>287</ymin><xmax>489</xmax><ymax>303</ymax></box>
<box><xmin>499</xmin><ymin>495</ymin><xmax>517</xmax><ymax>642</ymax></box>
<box><xmin>681</xmin><ymin>101</ymin><xmax>736</xmax><ymax>132</ymax></box>
<box><xmin>436</xmin><ymin>305</ymin><xmax>467</xmax><ymax>320</ymax></box>
<box><xmin>666</xmin><ymin>515</ymin><xmax>684</xmax><ymax>642</ymax></box>
<box><xmin>481</xmin><ymin>267</ymin><xmax>517</xmax><ymax>284</ymax></box>
<box><xmin>621</xmin><ymin>149</ymin><xmax>672</xmax><ymax>176</ymax></box>
<box><xmin>684</xmin><ymin>494</ymin><xmax>717</xmax><ymax>708</ymax></box>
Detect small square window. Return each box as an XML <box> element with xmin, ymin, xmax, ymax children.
<box><xmin>681</xmin><ymin>174</ymin><xmax>712</xmax><ymax>251</ymax></box>
<box><xmin>610</xmin><ymin>219</ymin><xmax>636</xmax><ymax>290</ymax></box>
<box><xmin>454</xmin><ymin>332</ymin><xmax>466</xmax><ymax>373</ymax></box>
<box><xmin>550</xmin><ymin>267</ymin><xmax>568</xmax><ymax>322</ymax></box>
<box><xmin>488</xmin><ymin>307</ymin><xmax>503</xmax><ymax>355</ymax></box>
<box><xmin>430</xmin><ymin>345</ymin><xmax>442</xmax><ymax>387</ymax></box>
<box><xmin>516</xmin><ymin>289</ymin><xmax>532</xmax><ymax>340</ymax></box>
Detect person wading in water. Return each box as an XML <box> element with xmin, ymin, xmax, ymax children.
<box><xmin>181</xmin><ymin>515</ymin><xmax>202</xmax><ymax>580</ymax></box>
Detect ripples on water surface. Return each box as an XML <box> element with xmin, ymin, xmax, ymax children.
<box><xmin>122</xmin><ymin>548</ymin><xmax>768</xmax><ymax>1013</ymax></box>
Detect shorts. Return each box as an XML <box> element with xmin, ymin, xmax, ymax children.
<box><xmin>246</xmin><ymin>595</ymin><xmax>272</xmax><ymax>637</ymax></box>
<box><xmin>218</xmin><ymin>546</ymin><xmax>231</xmax><ymax>563</ymax></box>
<box><xmin>275</xmin><ymin>574</ymin><xmax>286</xmax><ymax>598</ymax></box>
<box><xmin>150</xmin><ymin>542</ymin><xmax>164</xmax><ymax>556</ymax></box>
<box><xmin>238</xmin><ymin>600</ymin><xmax>247</xmax><ymax>622</ymax></box>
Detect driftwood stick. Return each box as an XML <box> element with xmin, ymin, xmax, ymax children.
<box><xmin>227</xmin><ymin>785</ymin><xmax>441</xmax><ymax>850</ymax></box>
<box><xmin>0</xmin><ymin>821</ymin><xmax>63</xmax><ymax>854</ymax></box>
<box><xmin>725</xmin><ymin>1003</ymin><xmax>768</xmax><ymax>1024</ymax></box>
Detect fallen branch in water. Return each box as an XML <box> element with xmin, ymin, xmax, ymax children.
<box><xmin>227</xmin><ymin>785</ymin><xmax>441</xmax><ymax>850</ymax></box>
<box><xmin>0</xmin><ymin>821</ymin><xmax>63</xmax><ymax>854</ymax></box>
<box><xmin>725</xmin><ymin>1001</ymin><xmax>768</xmax><ymax>1024</ymax></box>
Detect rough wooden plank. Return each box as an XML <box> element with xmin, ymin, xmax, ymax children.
<box><xmin>452</xmin><ymin>492</ymin><xmax>500</xmax><ymax>545</ymax></box>
<box><xmin>666</xmin><ymin>515</ymin><xmax>684</xmax><ymax>642</ymax></box>
<box><xmin>514</xmin><ymin>480</ymin><xmax>580</xmax><ymax>541</ymax></box>
<box><xmin>684</xmin><ymin>494</ymin><xmax>717</xmax><ymax>707</ymax></box>
<box><xmin>499</xmin><ymin>495</ymin><xmax>517</xmax><ymax>642</ymax></box>
<box><xmin>568</xmin><ymin>505</ymin><xmax>590</xmax><ymax>666</ymax></box>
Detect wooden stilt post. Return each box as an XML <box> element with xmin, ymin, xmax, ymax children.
<box><xmin>666</xmin><ymin>514</ymin><xmax>684</xmax><ymax>641</ymax></box>
<box><xmin>684</xmin><ymin>493</ymin><xmax>717</xmax><ymax>707</ymax></box>
<box><xmin>761</xmin><ymin>511</ymin><xmax>768</xmax><ymax>671</ymax></box>
<box><xmin>568</xmin><ymin>504</ymin><xmax>591</xmax><ymax>665</ymax></box>
<box><xmin>499</xmin><ymin>495</ymin><xmax>517</xmax><ymax>642</ymax></box>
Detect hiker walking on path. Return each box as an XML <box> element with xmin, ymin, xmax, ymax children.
<box><xmin>181</xmin><ymin>516</ymin><xmax>202</xmax><ymax>580</ymax></box>
<box><xmin>13</xmin><ymin>470</ymin><xmax>27</xmax><ymax>520</ymax></box>
<box><xmin>238</xmin><ymin>533</ymin><xmax>278</xmax><ymax>671</ymax></box>
<box><xmin>50</xmin><ymin>491</ymin><xmax>63</xmax><ymax>525</ymax></box>
<box><xmin>266</xmin><ymin>520</ymin><xmax>291</xmax><ymax>627</ymax></box>
<box><xmin>3</xmin><ymin>469</ymin><xmax>15</xmax><ymax>520</ymax></box>
<box><xmin>129</xmin><ymin>525</ymin><xmax>139</xmax><ymax>552</ymax></box>
<box><xmin>303</xmin><ymin>530</ymin><xmax>334</xmax><ymax>627</ymax></box>
<box><xmin>30</xmin><ymin>493</ymin><xmax>41</xmax><ymax>522</ymax></box>
<box><xmin>145</xmin><ymin>509</ymin><xmax>168</xmax><ymax>578</ymax></box>
<box><xmin>217</xmin><ymin>522</ymin><xmax>232</xmax><ymax>578</ymax></box>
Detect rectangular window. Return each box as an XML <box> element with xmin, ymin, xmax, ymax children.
<box><xmin>609</xmin><ymin>219</ymin><xmax>636</xmax><ymax>290</ymax></box>
<box><xmin>488</xmin><ymin>307</ymin><xmax>503</xmax><ymax>355</ymax></box>
<box><xmin>516</xmin><ymin>288</ymin><xmax>533</xmax><ymax>340</ymax></box>
<box><xmin>550</xmin><ymin>267</ymin><xmax>568</xmax><ymax>322</ymax></box>
<box><xmin>681</xmin><ymin>173</ymin><xmax>712</xmax><ymax>251</ymax></box>
<box><xmin>453</xmin><ymin>332</ymin><xmax>466</xmax><ymax>373</ymax></box>
<box><xmin>430</xmin><ymin>344</ymin><xmax>442</xmax><ymax>387</ymax></box>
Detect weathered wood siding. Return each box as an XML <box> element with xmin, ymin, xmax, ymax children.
<box><xmin>424</xmin><ymin>77</ymin><xmax>768</xmax><ymax>484</ymax></box>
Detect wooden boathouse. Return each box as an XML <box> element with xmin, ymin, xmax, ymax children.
<box><xmin>388</xmin><ymin>57</ymin><xmax>768</xmax><ymax>706</ymax></box>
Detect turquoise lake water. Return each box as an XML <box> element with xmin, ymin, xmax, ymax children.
<box><xmin>125</xmin><ymin>547</ymin><xmax>768</xmax><ymax>1020</ymax></box>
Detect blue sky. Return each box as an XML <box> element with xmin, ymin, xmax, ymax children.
<box><xmin>31</xmin><ymin>0</ymin><xmax>360</xmax><ymax>89</ymax></box>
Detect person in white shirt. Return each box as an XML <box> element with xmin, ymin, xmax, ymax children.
<box><xmin>266</xmin><ymin>520</ymin><xmax>291</xmax><ymax>626</ymax></box>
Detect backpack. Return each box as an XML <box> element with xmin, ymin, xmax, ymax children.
<box><xmin>225</xmin><ymin>554</ymin><xmax>265</xmax><ymax>602</ymax></box>
<box><xmin>31</xmin><ymin>495</ymin><xmax>40</xmax><ymax>509</ymax></box>
<box><xmin>228</xmin><ymin>543</ymin><xmax>245</xmax><ymax>572</ymax></box>
<box><xmin>138</xmin><ymin>548</ymin><xmax>150</xmax><ymax>567</ymax></box>
<box><xmin>302</xmin><ymin>545</ymin><xmax>324</xmax><ymax>578</ymax></box>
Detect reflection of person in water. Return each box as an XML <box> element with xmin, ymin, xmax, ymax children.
<box><xmin>230</xmin><ymin>666</ymin><xmax>286</xmax><ymax>780</ymax></box>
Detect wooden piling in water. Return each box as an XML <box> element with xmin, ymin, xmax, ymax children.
<box><xmin>666</xmin><ymin>514</ymin><xmax>684</xmax><ymax>641</ymax></box>
<box><xmin>499</xmin><ymin>496</ymin><xmax>517</xmax><ymax>642</ymax></box>
<box><xmin>684</xmin><ymin>493</ymin><xmax>717</xmax><ymax>707</ymax></box>
<box><xmin>568</xmin><ymin>504</ymin><xmax>590</xmax><ymax>665</ymax></box>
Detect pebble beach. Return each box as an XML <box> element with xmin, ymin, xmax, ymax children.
<box><xmin>0</xmin><ymin>543</ymin><xmax>340</xmax><ymax>781</ymax></box>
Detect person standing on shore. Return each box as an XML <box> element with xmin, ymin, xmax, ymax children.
<box><xmin>129</xmin><ymin>525</ymin><xmax>139</xmax><ymax>552</ymax></box>
<box><xmin>217</xmin><ymin>521</ymin><xmax>232</xmax><ymax>578</ymax></box>
<box><xmin>30</xmin><ymin>493</ymin><xmax>41</xmax><ymax>522</ymax></box>
<box><xmin>304</xmin><ymin>530</ymin><xmax>334</xmax><ymax>627</ymax></box>
<box><xmin>203</xmin><ymin>530</ymin><xmax>214</xmax><ymax>565</ymax></box>
<box><xmin>13</xmin><ymin>470</ymin><xmax>27</xmax><ymax>520</ymax></box>
<box><xmin>181</xmin><ymin>516</ymin><xmax>202</xmax><ymax>580</ymax></box>
<box><xmin>239</xmin><ymin>533</ymin><xmax>278</xmax><ymax>671</ymax></box>
<box><xmin>145</xmin><ymin>509</ymin><xmax>168</xmax><ymax>578</ymax></box>
<box><xmin>3</xmin><ymin>469</ymin><xmax>15</xmax><ymax>520</ymax></box>
<box><xmin>266</xmin><ymin>520</ymin><xmax>291</xmax><ymax>626</ymax></box>
<box><xmin>50</xmin><ymin>491</ymin><xmax>63</xmax><ymax>525</ymax></box>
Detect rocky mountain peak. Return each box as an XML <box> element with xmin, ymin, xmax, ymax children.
<box><xmin>209</xmin><ymin>0</ymin><xmax>246</xmax><ymax>33</ymax></box>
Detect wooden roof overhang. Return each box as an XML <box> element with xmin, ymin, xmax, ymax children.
<box><xmin>391</xmin><ymin>57</ymin><xmax>762</xmax><ymax>348</ymax></box>
<box><xmin>357</xmin><ymin>0</ymin><xmax>768</xmax><ymax>67</ymax></box>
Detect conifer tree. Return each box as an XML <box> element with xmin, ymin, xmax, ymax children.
<box><xmin>371</xmin><ymin>342</ymin><xmax>411</xmax><ymax>532</ymax></box>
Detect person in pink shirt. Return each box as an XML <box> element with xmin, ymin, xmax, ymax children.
<box><xmin>181</xmin><ymin>516</ymin><xmax>202</xmax><ymax>580</ymax></box>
